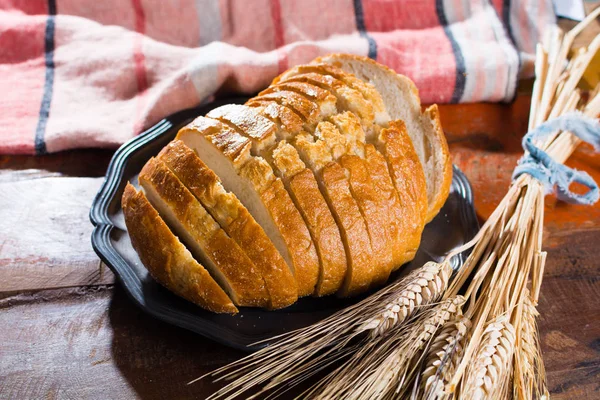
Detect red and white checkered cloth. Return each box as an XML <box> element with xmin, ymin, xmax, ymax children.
<box><xmin>0</xmin><ymin>0</ymin><xmax>554</xmax><ymax>155</ymax></box>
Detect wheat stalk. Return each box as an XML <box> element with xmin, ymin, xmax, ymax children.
<box><xmin>514</xmin><ymin>292</ymin><xmax>548</xmax><ymax>400</ymax></box>
<box><xmin>419</xmin><ymin>315</ymin><xmax>471</xmax><ymax>400</ymax></box>
<box><xmin>198</xmin><ymin>15</ymin><xmax>600</xmax><ymax>400</ymax></box>
<box><xmin>462</xmin><ymin>315</ymin><xmax>516</xmax><ymax>400</ymax></box>
<box><xmin>357</xmin><ymin>261</ymin><xmax>453</xmax><ymax>338</ymax></box>
<box><xmin>201</xmin><ymin>261</ymin><xmax>453</xmax><ymax>400</ymax></box>
<box><xmin>309</xmin><ymin>296</ymin><xmax>465</xmax><ymax>400</ymax></box>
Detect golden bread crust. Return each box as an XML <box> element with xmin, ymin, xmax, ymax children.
<box><xmin>364</xmin><ymin>144</ymin><xmax>410</xmax><ymax>271</ymax></box>
<box><xmin>265</xmin><ymin>81</ymin><xmax>337</xmax><ymax>106</ymax></box>
<box><xmin>288</xmin><ymin>168</ymin><xmax>347</xmax><ymax>296</ymax></box>
<box><xmin>139</xmin><ymin>157</ymin><xmax>270</xmax><ymax>307</ymax></box>
<box><xmin>382</xmin><ymin>121</ymin><xmax>428</xmax><ymax>267</ymax></box>
<box><xmin>177</xmin><ymin>117</ymin><xmax>252</xmax><ymax>166</ymax></box>
<box><xmin>246</xmin><ymin>101</ymin><xmax>304</xmax><ymax>137</ymax></box>
<box><xmin>254</xmin><ymin>90</ymin><xmax>319</xmax><ymax>123</ymax></box>
<box><xmin>207</xmin><ymin>104</ymin><xmax>277</xmax><ymax>151</ymax></box>
<box><xmin>121</xmin><ymin>183</ymin><xmax>238</xmax><ymax>314</ymax></box>
<box><xmin>158</xmin><ymin>141</ymin><xmax>298</xmax><ymax>309</ymax></box>
<box><xmin>261</xmin><ymin>179</ymin><xmax>319</xmax><ymax>297</ymax></box>
<box><xmin>339</xmin><ymin>154</ymin><xmax>394</xmax><ymax>284</ymax></box>
<box><xmin>320</xmin><ymin>162</ymin><xmax>374</xmax><ymax>296</ymax></box>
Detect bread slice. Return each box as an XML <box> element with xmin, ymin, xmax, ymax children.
<box><xmin>378</xmin><ymin>121</ymin><xmax>428</xmax><ymax>267</ymax></box>
<box><xmin>157</xmin><ymin>140</ymin><xmax>297</xmax><ymax>309</ymax></box>
<box><xmin>207</xmin><ymin>104</ymin><xmax>347</xmax><ymax>296</ymax></box>
<box><xmin>177</xmin><ymin>117</ymin><xmax>319</xmax><ymax>297</ymax></box>
<box><xmin>293</xmin><ymin>127</ymin><xmax>375</xmax><ymax>296</ymax></box>
<box><xmin>315</xmin><ymin>54</ymin><xmax>452</xmax><ymax>222</ymax></box>
<box><xmin>139</xmin><ymin>157</ymin><xmax>269</xmax><ymax>307</ymax></box>
<box><xmin>271</xmin><ymin>142</ymin><xmax>347</xmax><ymax>295</ymax></box>
<box><xmin>121</xmin><ymin>183</ymin><xmax>237</xmax><ymax>314</ymax></box>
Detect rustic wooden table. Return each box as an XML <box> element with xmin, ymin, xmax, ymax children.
<box><xmin>1</xmin><ymin>93</ymin><xmax>599</xmax><ymax>399</ymax></box>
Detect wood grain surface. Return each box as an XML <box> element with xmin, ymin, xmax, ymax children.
<box><xmin>1</xmin><ymin>96</ymin><xmax>600</xmax><ymax>398</ymax></box>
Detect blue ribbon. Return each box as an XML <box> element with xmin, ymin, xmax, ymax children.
<box><xmin>512</xmin><ymin>112</ymin><xmax>600</xmax><ymax>205</ymax></box>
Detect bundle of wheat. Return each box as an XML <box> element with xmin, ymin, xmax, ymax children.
<box><xmin>198</xmin><ymin>10</ymin><xmax>600</xmax><ymax>399</ymax></box>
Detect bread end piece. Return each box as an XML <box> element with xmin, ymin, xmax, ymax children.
<box><xmin>121</xmin><ymin>183</ymin><xmax>238</xmax><ymax>314</ymax></box>
<box><xmin>423</xmin><ymin>105</ymin><xmax>452</xmax><ymax>222</ymax></box>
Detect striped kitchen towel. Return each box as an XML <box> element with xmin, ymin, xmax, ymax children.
<box><xmin>0</xmin><ymin>0</ymin><xmax>555</xmax><ymax>155</ymax></box>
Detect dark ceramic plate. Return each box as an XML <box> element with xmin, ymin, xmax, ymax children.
<box><xmin>90</xmin><ymin>98</ymin><xmax>479</xmax><ymax>352</ymax></box>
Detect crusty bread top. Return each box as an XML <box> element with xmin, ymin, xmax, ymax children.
<box><xmin>271</xmin><ymin>140</ymin><xmax>307</xmax><ymax>178</ymax></box>
<box><xmin>255</xmin><ymin>90</ymin><xmax>319</xmax><ymax>122</ymax></box>
<box><xmin>265</xmin><ymin>81</ymin><xmax>337</xmax><ymax>105</ymax></box>
<box><xmin>340</xmin><ymin>153</ymin><xmax>394</xmax><ymax>283</ymax></box>
<box><xmin>157</xmin><ymin>141</ymin><xmax>298</xmax><ymax>309</ymax></box>
<box><xmin>246</xmin><ymin>101</ymin><xmax>304</xmax><ymax>138</ymax></box>
<box><xmin>284</xmin><ymin>63</ymin><xmax>389</xmax><ymax>121</ymax></box>
<box><xmin>207</xmin><ymin>104</ymin><xmax>278</xmax><ymax>152</ymax></box>
<box><xmin>287</xmin><ymin>167</ymin><xmax>347</xmax><ymax>296</ymax></box>
<box><xmin>274</xmin><ymin>65</ymin><xmax>389</xmax><ymax>128</ymax></box>
<box><xmin>121</xmin><ymin>183</ymin><xmax>238</xmax><ymax>314</ymax></box>
<box><xmin>320</xmin><ymin>162</ymin><xmax>374</xmax><ymax>296</ymax></box>
<box><xmin>364</xmin><ymin>144</ymin><xmax>409</xmax><ymax>271</ymax></box>
<box><xmin>259</xmin><ymin>178</ymin><xmax>320</xmax><ymax>297</ymax></box>
<box><xmin>178</xmin><ymin>117</ymin><xmax>277</xmax><ymax>192</ymax></box>
<box><xmin>178</xmin><ymin>116</ymin><xmax>252</xmax><ymax>166</ymax></box>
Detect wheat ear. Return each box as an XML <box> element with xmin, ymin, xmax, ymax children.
<box><xmin>311</xmin><ymin>296</ymin><xmax>465</xmax><ymax>400</ymax></box>
<box><xmin>420</xmin><ymin>315</ymin><xmax>471</xmax><ymax>400</ymax></box>
<box><xmin>514</xmin><ymin>293</ymin><xmax>548</xmax><ymax>400</ymax></box>
<box><xmin>202</xmin><ymin>261</ymin><xmax>453</xmax><ymax>400</ymax></box>
<box><xmin>462</xmin><ymin>315</ymin><xmax>516</xmax><ymax>400</ymax></box>
<box><xmin>358</xmin><ymin>261</ymin><xmax>453</xmax><ymax>338</ymax></box>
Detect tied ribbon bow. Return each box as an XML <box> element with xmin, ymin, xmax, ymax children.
<box><xmin>512</xmin><ymin>112</ymin><xmax>600</xmax><ymax>205</ymax></box>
